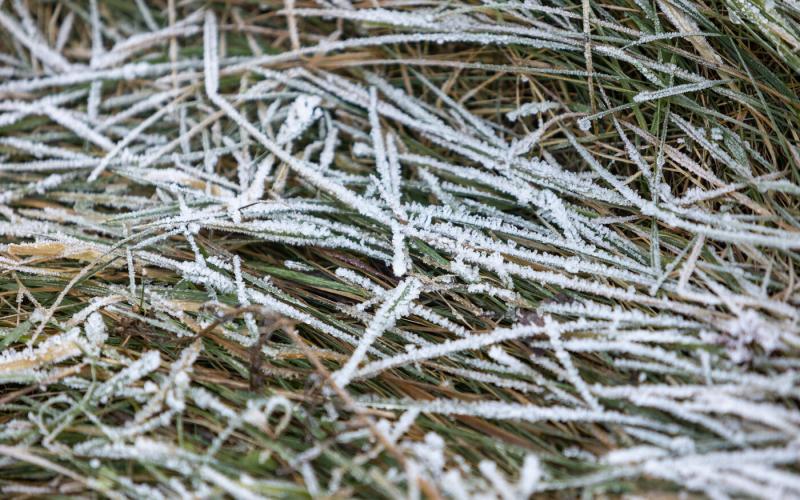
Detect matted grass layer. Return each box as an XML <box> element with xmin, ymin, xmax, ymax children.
<box><xmin>1</xmin><ymin>0</ymin><xmax>800</xmax><ymax>498</ymax></box>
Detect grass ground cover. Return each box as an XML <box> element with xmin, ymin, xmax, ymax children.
<box><xmin>1</xmin><ymin>0</ymin><xmax>800</xmax><ymax>497</ymax></box>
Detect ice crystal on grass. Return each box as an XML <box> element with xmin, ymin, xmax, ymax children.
<box><xmin>1</xmin><ymin>0</ymin><xmax>800</xmax><ymax>498</ymax></box>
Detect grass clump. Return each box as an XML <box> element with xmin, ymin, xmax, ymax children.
<box><xmin>1</xmin><ymin>0</ymin><xmax>800</xmax><ymax>498</ymax></box>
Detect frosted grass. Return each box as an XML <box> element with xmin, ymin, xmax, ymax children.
<box><xmin>0</xmin><ymin>1</ymin><xmax>799</xmax><ymax>498</ymax></box>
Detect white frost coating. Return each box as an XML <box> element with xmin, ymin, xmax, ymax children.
<box><xmin>203</xmin><ymin>11</ymin><xmax>219</xmax><ymax>98</ymax></box>
<box><xmin>363</xmin><ymin>398</ymin><xmax>668</xmax><ymax>429</ymax></box>
<box><xmin>331</xmin><ymin>277</ymin><xmax>421</xmax><ymax>389</ymax></box>
<box><xmin>390</xmin><ymin>220</ymin><xmax>409</xmax><ymax>277</ymax></box>
<box><xmin>276</xmin><ymin>95</ymin><xmax>323</xmax><ymax>145</ymax></box>
<box><xmin>517</xmin><ymin>454</ymin><xmax>541</xmax><ymax>497</ymax></box>
<box><xmin>633</xmin><ymin>80</ymin><xmax>727</xmax><ymax>103</ymax></box>
<box><xmin>506</xmin><ymin>101</ymin><xmax>560</xmax><ymax>121</ymax></box>
<box><xmin>546</xmin><ymin>320</ymin><xmax>601</xmax><ymax>410</ymax></box>
<box><xmin>83</xmin><ymin>312</ymin><xmax>108</xmax><ymax>356</ymax></box>
<box><xmin>3</xmin><ymin>3</ymin><xmax>800</xmax><ymax>497</ymax></box>
<box><xmin>723</xmin><ymin>309</ymin><xmax>784</xmax><ymax>363</ymax></box>
<box><xmin>0</xmin><ymin>8</ymin><xmax>73</xmax><ymax>72</ymax></box>
<box><xmin>242</xmin><ymin>396</ymin><xmax>293</xmax><ymax>436</ymax></box>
